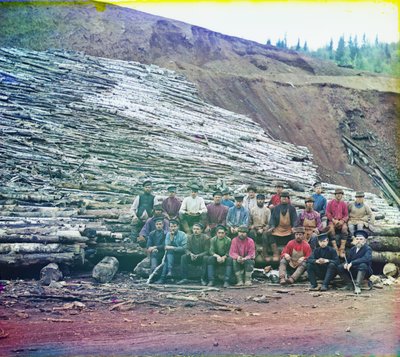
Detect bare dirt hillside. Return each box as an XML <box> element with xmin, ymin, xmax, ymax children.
<box><xmin>0</xmin><ymin>1</ymin><xmax>398</xmax><ymax>194</ymax></box>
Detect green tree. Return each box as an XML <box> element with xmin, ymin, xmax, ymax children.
<box><xmin>335</xmin><ymin>36</ymin><xmax>345</xmax><ymax>63</ymax></box>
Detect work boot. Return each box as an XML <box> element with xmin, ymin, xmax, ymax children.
<box><xmin>244</xmin><ymin>271</ymin><xmax>253</xmax><ymax>286</ymax></box>
<box><xmin>176</xmin><ymin>278</ymin><xmax>189</xmax><ymax>285</ymax></box>
<box><xmin>207</xmin><ymin>265</ymin><xmax>215</xmax><ymax>283</ymax></box>
<box><xmin>207</xmin><ymin>280</ymin><xmax>215</xmax><ymax>287</ymax></box>
<box><xmin>166</xmin><ymin>270</ymin><xmax>173</xmax><ymax>278</ymax></box>
<box><xmin>201</xmin><ymin>278</ymin><xmax>207</xmax><ymax>286</ymax></box>
<box><xmin>354</xmin><ymin>270</ymin><xmax>366</xmax><ymax>294</ymax></box>
<box><xmin>155</xmin><ymin>277</ymin><xmax>166</xmax><ymax>284</ymax></box>
<box><xmin>320</xmin><ymin>285</ymin><xmax>329</xmax><ymax>292</ymax></box>
<box><xmin>286</xmin><ymin>276</ymin><xmax>295</xmax><ymax>285</ymax></box>
<box><xmin>279</xmin><ymin>274</ymin><xmax>287</xmax><ymax>285</ymax></box>
<box><xmin>235</xmin><ymin>271</ymin><xmax>244</xmax><ymax>286</ymax></box>
<box><xmin>223</xmin><ymin>281</ymin><xmax>230</xmax><ymax>288</ymax></box>
<box><xmin>309</xmin><ymin>285</ymin><xmax>320</xmax><ymax>291</ymax></box>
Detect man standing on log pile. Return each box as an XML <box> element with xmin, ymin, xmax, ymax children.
<box><xmin>146</xmin><ymin>217</ymin><xmax>166</xmax><ymax>277</ymax></box>
<box><xmin>348</xmin><ymin>192</ymin><xmax>374</xmax><ymax>237</ymax></box>
<box><xmin>326</xmin><ymin>188</ymin><xmax>349</xmax><ymax>258</ymax></box>
<box><xmin>179</xmin><ymin>184</ymin><xmax>207</xmax><ymax>234</ymax></box>
<box><xmin>221</xmin><ymin>188</ymin><xmax>234</xmax><ymax>208</ymax></box>
<box><xmin>229</xmin><ymin>226</ymin><xmax>256</xmax><ymax>286</ymax></box>
<box><xmin>137</xmin><ymin>205</ymin><xmax>169</xmax><ymax>248</ymax></box>
<box><xmin>266</xmin><ymin>191</ymin><xmax>297</xmax><ymax>261</ymax></box>
<box><xmin>248</xmin><ymin>194</ymin><xmax>271</xmax><ymax>264</ymax></box>
<box><xmin>312</xmin><ymin>182</ymin><xmax>327</xmax><ymax>229</ymax></box>
<box><xmin>177</xmin><ymin>223</ymin><xmax>210</xmax><ymax>285</ymax></box>
<box><xmin>226</xmin><ymin>195</ymin><xmax>250</xmax><ymax>237</ymax></box>
<box><xmin>296</xmin><ymin>197</ymin><xmax>323</xmax><ymax>250</ymax></box>
<box><xmin>207</xmin><ymin>225</ymin><xmax>232</xmax><ymax>287</ymax></box>
<box><xmin>337</xmin><ymin>230</ymin><xmax>372</xmax><ymax>294</ymax></box>
<box><xmin>205</xmin><ymin>191</ymin><xmax>228</xmax><ymax>237</ymax></box>
<box><xmin>268</xmin><ymin>182</ymin><xmax>290</xmax><ymax>209</ymax></box>
<box><xmin>243</xmin><ymin>185</ymin><xmax>258</xmax><ymax>211</ymax></box>
<box><xmin>279</xmin><ymin>227</ymin><xmax>312</xmax><ymax>285</ymax></box>
<box><xmin>130</xmin><ymin>180</ymin><xmax>158</xmax><ymax>241</ymax></box>
<box><xmin>162</xmin><ymin>185</ymin><xmax>182</xmax><ymax>220</ymax></box>
<box><xmin>307</xmin><ymin>233</ymin><xmax>339</xmax><ymax>291</ymax></box>
<box><xmin>156</xmin><ymin>219</ymin><xmax>187</xmax><ymax>284</ymax></box>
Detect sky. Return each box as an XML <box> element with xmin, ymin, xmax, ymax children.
<box><xmin>101</xmin><ymin>1</ymin><xmax>399</xmax><ymax>50</ymax></box>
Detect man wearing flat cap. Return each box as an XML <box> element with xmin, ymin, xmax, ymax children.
<box><xmin>162</xmin><ymin>185</ymin><xmax>182</xmax><ymax>221</ymax></box>
<box><xmin>206</xmin><ymin>191</ymin><xmax>228</xmax><ymax>237</ymax></box>
<box><xmin>348</xmin><ymin>192</ymin><xmax>374</xmax><ymax>237</ymax></box>
<box><xmin>268</xmin><ymin>182</ymin><xmax>291</xmax><ymax>209</ymax></box>
<box><xmin>229</xmin><ymin>226</ymin><xmax>256</xmax><ymax>286</ymax></box>
<box><xmin>226</xmin><ymin>195</ymin><xmax>250</xmax><ymax>237</ymax></box>
<box><xmin>337</xmin><ymin>230</ymin><xmax>372</xmax><ymax>294</ymax></box>
<box><xmin>146</xmin><ymin>217</ymin><xmax>167</xmax><ymax>277</ymax></box>
<box><xmin>279</xmin><ymin>226</ymin><xmax>312</xmax><ymax>285</ymax></box>
<box><xmin>177</xmin><ymin>223</ymin><xmax>210</xmax><ymax>285</ymax></box>
<box><xmin>296</xmin><ymin>197</ymin><xmax>323</xmax><ymax>250</ymax></box>
<box><xmin>137</xmin><ymin>204</ymin><xmax>169</xmax><ymax>247</ymax></box>
<box><xmin>307</xmin><ymin>233</ymin><xmax>339</xmax><ymax>291</ymax></box>
<box><xmin>266</xmin><ymin>191</ymin><xmax>298</xmax><ymax>262</ymax></box>
<box><xmin>221</xmin><ymin>189</ymin><xmax>234</xmax><ymax>208</ymax></box>
<box><xmin>179</xmin><ymin>184</ymin><xmax>207</xmax><ymax>234</ymax></box>
<box><xmin>326</xmin><ymin>188</ymin><xmax>349</xmax><ymax>258</ymax></box>
<box><xmin>312</xmin><ymin>182</ymin><xmax>327</xmax><ymax>217</ymax></box>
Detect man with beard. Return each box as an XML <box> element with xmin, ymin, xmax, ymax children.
<box><xmin>326</xmin><ymin>188</ymin><xmax>349</xmax><ymax>258</ymax></box>
<box><xmin>266</xmin><ymin>191</ymin><xmax>297</xmax><ymax>260</ymax></box>
<box><xmin>348</xmin><ymin>192</ymin><xmax>374</xmax><ymax>237</ymax></box>
<box><xmin>205</xmin><ymin>191</ymin><xmax>228</xmax><ymax>237</ymax></box>
<box><xmin>226</xmin><ymin>195</ymin><xmax>250</xmax><ymax>237</ymax></box>
<box><xmin>296</xmin><ymin>197</ymin><xmax>323</xmax><ymax>250</ymax></box>
<box><xmin>229</xmin><ymin>226</ymin><xmax>256</xmax><ymax>286</ymax></box>
<box><xmin>337</xmin><ymin>230</ymin><xmax>372</xmax><ymax>294</ymax></box>
<box><xmin>179</xmin><ymin>184</ymin><xmax>208</xmax><ymax>234</ymax></box>
<box><xmin>146</xmin><ymin>217</ymin><xmax>166</xmax><ymax>278</ymax></box>
<box><xmin>307</xmin><ymin>233</ymin><xmax>339</xmax><ymax>291</ymax></box>
<box><xmin>207</xmin><ymin>225</ymin><xmax>233</xmax><ymax>287</ymax></box>
<box><xmin>137</xmin><ymin>204</ymin><xmax>169</xmax><ymax>247</ymax></box>
<box><xmin>279</xmin><ymin>227</ymin><xmax>312</xmax><ymax>285</ymax></box>
<box><xmin>162</xmin><ymin>185</ymin><xmax>182</xmax><ymax>220</ymax></box>
<box><xmin>177</xmin><ymin>223</ymin><xmax>210</xmax><ymax>286</ymax></box>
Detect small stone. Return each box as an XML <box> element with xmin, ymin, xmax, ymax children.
<box><xmin>346</xmin><ymin>327</ymin><xmax>351</xmax><ymax>332</ymax></box>
<box><xmin>213</xmin><ymin>341</ymin><xmax>219</xmax><ymax>347</ymax></box>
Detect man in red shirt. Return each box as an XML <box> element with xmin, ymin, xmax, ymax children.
<box><xmin>326</xmin><ymin>188</ymin><xmax>349</xmax><ymax>258</ymax></box>
<box><xmin>229</xmin><ymin>226</ymin><xmax>256</xmax><ymax>286</ymax></box>
<box><xmin>279</xmin><ymin>227</ymin><xmax>312</xmax><ymax>285</ymax></box>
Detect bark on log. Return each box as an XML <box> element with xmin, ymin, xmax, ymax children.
<box><xmin>92</xmin><ymin>256</ymin><xmax>119</xmax><ymax>283</ymax></box>
<box><xmin>0</xmin><ymin>252</ymin><xmax>83</xmax><ymax>266</ymax></box>
<box><xmin>367</xmin><ymin>236</ymin><xmax>400</xmax><ymax>252</ymax></box>
<box><xmin>0</xmin><ymin>243</ymin><xmax>84</xmax><ymax>254</ymax></box>
<box><xmin>94</xmin><ymin>243</ymin><xmax>146</xmax><ymax>258</ymax></box>
<box><xmin>40</xmin><ymin>263</ymin><xmax>63</xmax><ymax>285</ymax></box>
<box><xmin>372</xmin><ymin>251</ymin><xmax>400</xmax><ymax>265</ymax></box>
<box><xmin>371</xmin><ymin>226</ymin><xmax>400</xmax><ymax>237</ymax></box>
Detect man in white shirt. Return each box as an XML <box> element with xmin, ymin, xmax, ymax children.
<box><xmin>179</xmin><ymin>184</ymin><xmax>207</xmax><ymax>234</ymax></box>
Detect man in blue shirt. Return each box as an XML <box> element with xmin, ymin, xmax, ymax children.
<box><xmin>226</xmin><ymin>195</ymin><xmax>250</xmax><ymax>237</ymax></box>
<box><xmin>221</xmin><ymin>189</ymin><xmax>234</xmax><ymax>208</ymax></box>
<box><xmin>312</xmin><ymin>182</ymin><xmax>327</xmax><ymax>229</ymax></box>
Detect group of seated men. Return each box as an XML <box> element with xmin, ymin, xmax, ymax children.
<box><xmin>130</xmin><ymin>180</ymin><xmax>374</xmax><ymax>293</ymax></box>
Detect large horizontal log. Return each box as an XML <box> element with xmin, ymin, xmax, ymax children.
<box><xmin>0</xmin><ymin>243</ymin><xmax>84</xmax><ymax>254</ymax></box>
<box><xmin>372</xmin><ymin>251</ymin><xmax>400</xmax><ymax>265</ymax></box>
<box><xmin>367</xmin><ymin>236</ymin><xmax>400</xmax><ymax>252</ymax></box>
<box><xmin>94</xmin><ymin>243</ymin><xmax>146</xmax><ymax>259</ymax></box>
<box><xmin>0</xmin><ymin>234</ymin><xmax>89</xmax><ymax>244</ymax></box>
<box><xmin>0</xmin><ymin>252</ymin><xmax>84</xmax><ymax>266</ymax></box>
<box><xmin>371</xmin><ymin>226</ymin><xmax>400</xmax><ymax>237</ymax></box>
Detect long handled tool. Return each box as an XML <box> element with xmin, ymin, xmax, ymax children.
<box><xmin>344</xmin><ymin>255</ymin><xmax>360</xmax><ymax>295</ymax></box>
<box><xmin>146</xmin><ymin>251</ymin><xmax>167</xmax><ymax>284</ymax></box>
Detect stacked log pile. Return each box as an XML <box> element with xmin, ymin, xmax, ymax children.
<box><xmin>0</xmin><ymin>47</ymin><xmax>398</xmax><ymax>272</ymax></box>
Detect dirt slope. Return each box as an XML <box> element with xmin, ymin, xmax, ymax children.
<box><xmin>0</xmin><ymin>1</ymin><xmax>398</xmax><ymax>193</ymax></box>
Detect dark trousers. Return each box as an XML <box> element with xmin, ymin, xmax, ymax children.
<box><xmin>207</xmin><ymin>256</ymin><xmax>233</xmax><ymax>282</ymax></box>
<box><xmin>307</xmin><ymin>262</ymin><xmax>337</xmax><ymax>287</ymax></box>
<box><xmin>232</xmin><ymin>259</ymin><xmax>255</xmax><ymax>273</ymax></box>
<box><xmin>160</xmin><ymin>251</ymin><xmax>184</xmax><ymax>278</ymax></box>
<box><xmin>248</xmin><ymin>229</ymin><xmax>267</xmax><ymax>245</ymax></box>
<box><xmin>179</xmin><ymin>213</ymin><xmax>207</xmax><ymax>234</ymax></box>
<box><xmin>337</xmin><ymin>263</ymin><xmax>370</xmax><ymax>282</ymax></box>
<box><xmin>180</xmin><ymin>254</ymin><xmax>208</xmax><ymax>280</ymax></box>
<box><xmin>150</xmin><ymin>251</ymin><xmax>164</xmax><ymax>272</ymax></box>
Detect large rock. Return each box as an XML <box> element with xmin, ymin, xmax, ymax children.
<box><xmin>40</xmin><ymin>263</ymin><xmax>63</xmax><ymax>285</ymax></box>
<box><xmin>92</xmin><ymin>256</ymin><xmax>119</xmax><ymax>283</ymax></box>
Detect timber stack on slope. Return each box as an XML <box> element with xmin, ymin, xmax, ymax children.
<box><xmin>0</xmin><ymin>47</ymin><xmax>399</xmax><ymax>272</ymax></box>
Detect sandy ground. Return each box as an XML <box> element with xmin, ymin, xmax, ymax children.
<box><xmin>0</xmin><ymin>274</ymin><xmax>399</xmax><ymax>356</ymax></box>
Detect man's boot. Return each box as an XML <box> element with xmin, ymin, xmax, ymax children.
<box><xmin>244</xmin><ymin>271</ymin><xmax>253</xmax><ymax>286</ymax></box>
<box><xmin>235</xmin><ymin>271</ymin><xmax>244</xmax><ymax>286</ymax></box>
<box><xmin>207</xmin><ymin>265</ymin><xmax>215</xmax><ymax>287</ymax></box>
<box><xmin>322</xmin><ymin>264</ymin><xmax>337</xmax><ymax>291</ymax></box>
<box><xmin>354</xmin><ymin>270</ymin><xmax>365</xmax><ymax>294</ymax></box>
<box><xmin>271</xmin><ymin>243</ymin><xmax>280</xmax><ymax>262</ymax></box>
<box><xmin>223</xmin><ymin>264</ymin><xmax>232</xmax><ymax>288</ymax></box>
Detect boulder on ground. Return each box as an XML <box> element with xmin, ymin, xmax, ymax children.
<box><xmin>40</xmin><ymin>263</ymin><xmax>63</xmax><ymax>286</ymax></box>
<box><xmin>92</xmin><ymin>256</ymin><xmax>119</xmax><ymax>283</ymax></box>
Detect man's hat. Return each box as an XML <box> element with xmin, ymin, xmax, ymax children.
<box><xmin>193</xmin><ymin>223</ymin><xmax>204</xmax><ymax>230</ymax></box>
<box><xmin>247</xmin><ymin>185</ymin><xmax>257</xmax><ymax>192</ymax></box>
<box><xmin>256</xmin><ymin>193</ymin><xmax>266</xmax><ymax>199</ymax></box>
<box><xmin>305</xmin><ymin>196</ymin><xmax>314</xmax><ymax>203</ymax></box>
<box><xmin>237</xmin><ymin>225</ymin><xmax>248</xmax><ymax>233</ymax></box>
<box><xmin>213</xmin><ymin>191</ymin><xmax>223</xmax><ymax>197</ymax></box>
<box><xmin>293</xmin><ymin>226</ymin><xmax>305</xmax><ymax>233</ymax></box>
<box><xmin>169</xmin><ymin>219</ymin><xmax>180</xmax><ymax>225</ymax></box>
<box><xmin>354</xmin><ymin>230</ymin><xmax>368</xmax><ymax>239</ymax></box>
<box><xmin>190</xmin><ymin>184</ymin><xmax>200</xmax><ymax>192</ymax></box>
<box><xmin>313</xmin><ymin>181</ymin><xmax>322</xmax><ymax>187</ymax></box>
<box><xmin>167</xmin><ymin>185</ymin><xmax>177</xmax><ymax>192</ymax></box>
<box><xmin>280</xmin><ymin>191</ymin><xmax>290</xmax><ymax>198</ymax></box>
<box><xmin>153</xmin><ymin>204</ymin><xmax>163</xmax><ymax>211</ymax></box>
<box><xmin>355</xmin><ymin>191</ymin><xmax>365</xmax><ymax>197</ymax></box>
<box><xmin>234</xmin><ymin>194</ymin><xmax>244</xmax><ymax>201</ymax></box>
<box><xmin>275</xmin><ymin>181</ymin><xmax>284</xmax><ymax>188</ymax></box>
<box><xmin>215</xmin><ymin>224</ymin><xmax>227</xmax><ymax>232</ymax></box>
<box><xmin>334</xmin><ymin>188</ymin><xmax>344</xmax><ymax>194</ymax></box>
<box><xmin>142</xmin><ymin>180</ymin><xmax>152</xmax><ymax>187</ymax></box>
<box><xmin>317</xmin><ymin>233</ymin><xmax>329</xmax><ymax>241</ymax></box>
<box><xmin>154</xmin><ymin>216</ymin><xmax>164</xmax><ymax>223</ymax></box>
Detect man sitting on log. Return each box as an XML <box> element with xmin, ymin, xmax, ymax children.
<box><xmin>348</xmin><ymin>192</ymin><xmax>374</xmax><ymax>237</ymax></box>
<box><xmin>229</xmin><ymin>225</ymin><xmax>256</xmax><ymax>286</ymax></box>
<box><xmin>307</xmin><ymin>233</ymin><xmax>339</xmax><ymax>291</ymax></box>
<box><xmin>146</xmin><ymin>217</ymin><xmax>166</xmax><ymax>276</ymax></box>
<box><xmin>205</xmin><ymin>191</ymin><xmax>228</xmax><ymax>237</ymax></box>
<box><xmin>266</xmin><ymin>191</ymin><xmax>297</xmax><ymax>261</ymax></box>
<box><xmin>326</xmin><ymin>188</ymin><xmax>349</xmax><ymax>258</ymax></box>
<box><xmin>312</xmin><ymin>182</ymin><xmax>327</xmax><ymax>228</ymax></box>
<box><xmin>162</xmin><ymin>185</ymin><xmax>182</xmax><ymax>220</ymax></box>
<box><xmin>221</xmin><ymin>188</ymin><xmax>234</xmax><ymax>208</ymax></box>
<box><xmin>137</xmin><ymin>204</ymin><xmax>169</xmax><ymax>248</ymax></box>
<box><xmin>296</xmin><ymin>197</ymin><xmax>323</xmax><ymax>250</ymax></box>
<box><xmin>243</xmin><ymin>185</ymin><xmax>257</xmax><ymax>211</ymax></box>
<box><xmin>177</xmin><ymin>223</ymin><xmax>210</xmax><ymax>286</ymax></box>
<box><xmin>130</xmin><ymin>180</ymin><xmax>158</xmax><ymax>240</ymax></box>
<box><xmin>268</xmin><ymin>182</ymin><xmax>290</xmax><ymax>209</ymax></box>
<box><xmin>279</xmin><ymin>227</ymin><xmax>311</xmax><ymax>285</ymax></box>
<box><xmin>226</xmin><ymin>195</ymin><xmax>250</xmax><ymax>237</ymax></box>
<box><xmin>156</xmin><ymin>219</ymin><xmax>187</xmax><ymax>284</ymax></box>
<box><xmin>207</xmin><ymin>225</ymin><xmax>233</xmax><ymax>287</ymax></box>
<box><xmin>337</xmin><ymin>230</ymin><xmax>372</xmax><ymax>294</ymax></box>
<box><xmin>179</xmin><ymin>184</ymin><xmax>207</xmax><ymax>234</ymax></box>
